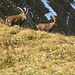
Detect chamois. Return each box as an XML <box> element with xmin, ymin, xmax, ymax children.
<box><xmin>36</xmin><ymin>15</ymin><xmax>57</xmax><ymax>33</ymax></box>
<box><xmin>6</xmin><ymin>7</ymin><xmax>28</xmax><ymax>27</ymax></box>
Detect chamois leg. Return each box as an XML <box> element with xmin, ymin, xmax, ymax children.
<box><xmin>8</xmin><ymin>23</ymin><xmax>12</xmax><ymax>27</ymax></box>
<box><xmin>41</xmin><ymin>28</ymin><xmax>44</xmax><ymax>31</ymax></box>
<box><xmin>19</xmin><ymin>24</ymin><xmax>22</xmax><ymax>27</ymax></box>
<box><xmin>9</xmin><ymin>21</ymin><xmax>14</xmax><ymax>27</ymax></box>
<box><xmin>19</xmin><ymin>22</ymin><xmax>22</xmax><ymax>27</ymax></box>
<box><xmin>38</xmin><ymin>28</ymin><xmax>41</xmax><ymax>31</ymax></box>
<box><xmin>47</xmin><ymin>29</ymin><xmax>50</xmax><ymax>33</ymax></box>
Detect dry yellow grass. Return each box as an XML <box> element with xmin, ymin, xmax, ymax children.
<box><xmin>0</xmin><ymin>23</ymin><xmax>75</xmax><ymax>75</ymax></box>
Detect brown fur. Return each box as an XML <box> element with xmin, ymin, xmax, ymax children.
<box><xmin>36</xmin><ymin>15</ymin><xmax>57</xmax><ymax>33</ymax></box>
<box><xmin>6</xmin><ymin>7</ymin><xmax>28</xmax><ymax>27</ymax></box>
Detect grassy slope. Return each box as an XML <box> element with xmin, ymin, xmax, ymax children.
<box><xmin>0</xmin><ymin>22</ymin><xmax>75</xmax><ymax>75</ymax></box>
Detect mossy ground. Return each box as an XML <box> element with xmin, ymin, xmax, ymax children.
<box><xmin>0</xmin><ymin>22</ymin><xmax>75</xmax><ymax>75</ymax></box>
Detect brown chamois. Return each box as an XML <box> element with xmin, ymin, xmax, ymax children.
<box><xmin>36</xmin><ymin>15</ymin><xmax>57</xmax><ymax>33</ymax></box>
<box><xmin>6</xmin><ymin>7</ymin><xmax>28</xmax><ymax>27</ymax></box>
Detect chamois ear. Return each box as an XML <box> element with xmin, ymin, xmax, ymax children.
<box><xmin>17</xmin><ymin>7</ymin><xmax>24</xmax><ymax>13</ymax></box>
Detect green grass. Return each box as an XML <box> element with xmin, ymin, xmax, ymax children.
<box><xmin>0</xmin><ymin>22</ymin><xmax>75</xmax><ymax>75</ymax></box>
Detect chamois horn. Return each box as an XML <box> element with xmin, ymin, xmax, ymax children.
<box><xmin>17</xmin><ymin>7</ymin><xmax>24</xmax><ymax>13</ymax></box>
<box><xmin>24</xmin><ymin>7</ymin><xmax>28</xmax><ymax>15</ymax></box>
<box><xmin>51</xmin><ymin>15</ymin><xmax>56</xmax><ymax>22</ymax></box>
